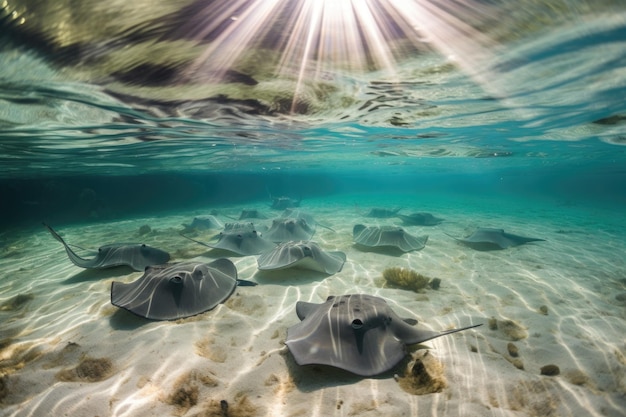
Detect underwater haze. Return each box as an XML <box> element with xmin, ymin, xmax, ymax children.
<box><xmin>1</xmin><ymin>1</ymin><xmax>626</xmax><ymax>416</ymax></box>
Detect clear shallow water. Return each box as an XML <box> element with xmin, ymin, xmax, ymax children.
<box><xmin>1</xmin><ymin>2</ymin><xmax>626</xmax><ymax>416</ymax></box>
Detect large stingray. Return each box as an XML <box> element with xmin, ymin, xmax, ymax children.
<box><xmin>257</xmin><ymin>241</ymin><xmax>346</xmax><ymax>275</ymax></box>
<box><xmin>396</xmin><ymin>212</ymin><xmax>444</xmax><ymax>226</ymax></box>
<box><xmin>286</xmin><ymin>294</ymin><xmax>481</xmax><ymax>376</ymax></box>
<box><xmin>182</xmin><ymin>223</ymin><xmax>276</xmax><ymax>256</ymax></box>
<box><xmin>281</xmin><ymin>208</ymin><xmax>335</xmax><ymax>232</ymax></box>
<box><xmin>111</xmin><ymin>260</ymin><xmax>254</xmax><ymax>320</ymax></box>
<box><xmin>264</xmin><ymin>218</ymin><xmax>316</xmax><ymax>243</ymax></box>
<box><xmin>447</xmin><ymin>228</ymin><xmax>545</xmax><ymax>251</ymax></box>
<box><xmin>181</xmin><ymin>215</ymin><xmax>223</xmax><ymax>232</ymax></box>
<box><xmin>43</xmin><ymin>223</ymin><xmax>170</xmax><ymax>271</ymax></box>
<box><xmin>353</xmin><ymin>224</ymin><xmax>428</xmax><ymax>252</ymax></box>
<box><xmin>230</xmin><ymin>209</ymin><xmax>268</xmax><ymax>220</ymax></box>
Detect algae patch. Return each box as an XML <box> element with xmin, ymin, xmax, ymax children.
<box><xmin>165</xmin><ymin>370</ymin><xmax>219</xmax><ymax>416</ymax></box>
<box><xmin>397</xmin><ymin>350</ymin><xmax>447</xmax><ymax>395</ymax></box>
<box><xmin>197</xmin><ymin>393</ymin><xmax>260</xmax><ymax>417</ymax></box>
<box><xmin>381</xmin><ymin>267</ymin><xmax>434</xmax><ymax>292</ymax></box>
<box><xmin>488</xmin><ymin>317</ymin><xmax>528</xmax><ymax>341</ymax></box>
<box><xmin>56</xmin><ymin>357</ymin><xmax>114</xmax><ymax>382</ymax></box>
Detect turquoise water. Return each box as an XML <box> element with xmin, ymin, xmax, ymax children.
<box><xmin>1</xmin><ymin>2</ymin><xmax>626</xmax><ymax>416</ymax></box>
<box><xmin>1</xmin><ymin>13</ymin><xmax>625</xmax><ymax>228</ymax></box>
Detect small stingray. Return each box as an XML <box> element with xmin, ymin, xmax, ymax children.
<box><xmin>230</xmin><ymin>209</ymin><xmax>268</xmax><ymax>220</ymax></box>
<box><xmin>447</xmin><ymin>228</ymin><xmax>545</xmax><ymax>251</ymax></box>
<box><xmin>182</xmin><ymin>223</ymin><xmax>275</xmax><ymax>256</ymax></box>
<box><xmin>224</xmin><ymin>222</ymin><xmax>256</xmax><ymax>231</ymax></box>
<box><xmin>365</xmin><ymin>208</ymin><xmax>401</xmax><ymax>218</ymax></box>
<box><xmin>353</xmin><ymin>224</ymin><xmax>428</xmax><ymax>252</ymax></box>
<box><xmin>181</xmin><ymin>215</ymin><xmax>223</xmax><ymax>232</ymax></box>
<box><xmin>43</xmin><ymin>223</ymin><xmax>170</xmax><ymax>271</ymax></box>
<box><xmin>264</xmin><ymin>218</ymin><xmax>316</xmax><ymax>243</ymax></box>
<box><xmin>281</xmin><ymin>208</ymin><xmax>335</xmax><ymax>232</ymax></box>
<box><xmin>397</xmin><ymin>212</ymin><xmax>444</xmax><ymax>226</ymax></box>
<box><xmin>111</xmin><ymin>260</ymin><xmax>254</xmax><ymax>320</ymax></box>
<box><xmin>271</xmin><ymin>196</ymin><xmax>301</xmax><ymax>210</ymax></box>
<box><xmin>257</xmin><ymin>241</ymin><xmax>346</xmax><ymax>275</ymax></box>
<box><xmin>286</xmin><ymin>294</ymin><xmax>481</xmax><ymax>376</ymax></box>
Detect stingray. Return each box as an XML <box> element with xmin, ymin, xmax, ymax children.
<box><xmin>353</xmin><ymin>224</ymin><xmax>428</xmax><ymax>252</ymax></box>
<box><xmin>223</xmin><ymin>222</ymin><xmax>255</xmax><ymax>231</ymax></box>
<box><xmin>111</xmin><ymin>260</ymin><xmax>255</xmax><ymax>320</ymax></box>
<box><xmin>281</xmin><ymin>208</ymin><xmax>335</xmax><ymax>232</ymax></box>
<box><xmin>447</xmin><ymin>227</ymin><xmax>545</xmax><ymax>251</ymax></box>
<box><xmin>271</xmin><ymin>196</ymin><xmax>301</xmax><ymax>210</ymax></box>
<box><xmin>43</xmin><ymin>223</ymin><xmax>170</xmax><ymax>271</ymax></box>
<box><xmin>181</xmin><ymin>223</ymin><xmax>276</xmax><ymax>256</ymax></box>
<box><xmin>257</xmin><ymin>241</ymin><xmax>346</xmax><ymax>275</ymax></box>
<box><xmin>181</xmin><ymin>215</ymin><xmax>223</xmax><ymax>232</ymax></box>
<box><xmin>396</xmin><ymin>212</ymin><xmax>444</xmax><ymax>226</ymax></box>
<box><xmin>365</xmin><ymin>208</ymin><xmax>402</xmax><ymax>218</ymax></box>
<box><xmin>285</xmin><ymin>294</ymin><xmax>481</xmax><ymax>376</ymax></box>
<box><xmin>228</xmin><ymin>209</ymin><xmax>268</xmax><ymax>220</ymax></box>
<box><xmin>264</xmin><ymin>218</ymin><xmax>316</xmax><ymax>243</ymax></box>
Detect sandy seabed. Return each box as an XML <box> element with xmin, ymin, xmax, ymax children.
<box><xmin>1</xmin><ymin>192</ymin><xmax>625</xmax><ymax>417</ymax></box>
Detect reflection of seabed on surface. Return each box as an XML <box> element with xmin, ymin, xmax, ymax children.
<box><xmin>183</xmin><ymin>0</ymin><xmax>500</xmax><ymax>112</ymax></box>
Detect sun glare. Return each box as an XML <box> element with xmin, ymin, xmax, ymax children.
<box><xmin>185</xmin><ymin>0</ymin><xmax>498</xmax><ymax>111</ymax></box>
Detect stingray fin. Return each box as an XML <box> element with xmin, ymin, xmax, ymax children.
<box><xmin>352</xmin><ymin>224</ymin><xmax>366</xmax><ymax>235</ymax></box>
<box><xmin>295</xmin><ymin>301</ymin><xmax>320</xmax><ymax>321</ymax></box>
<box><xmin>236</xmin><ymin>279</ymin><xmax>257</xmax><ymax>287</ymax></box>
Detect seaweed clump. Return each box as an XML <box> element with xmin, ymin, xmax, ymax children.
<box><xmin>540</xmin><ymin>364</ymin><xmax>560</xmax><ymax>376</ymax></box>
<box><xmin>201</xmin><ymin>394</ymin><xmax>259</xmax><ymax>417</ymax></box>
<box><xmin>56</xmin><ymin>357</ymin><xmax>113</xmax><ymax>382</ymax></box>
<box><xmin>398</xmin><ymin>350</ymin><xmax>447</xmax><ymax>395</ymax></box>
<box><xmin>382</xmin><ymin>267</ymin><xmax>432</xmax><ymax>292</ymax></box>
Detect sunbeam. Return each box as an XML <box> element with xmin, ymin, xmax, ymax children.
<box><xmin>183</xmin><ymin>0</ymin><xmax>500</xmax><ymax>112</ymax></box>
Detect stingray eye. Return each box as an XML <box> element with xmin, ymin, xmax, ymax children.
<box><xmin>170</xmin><ymin>276</ymin><xmax>183</xmax><ymax>285</ymax></box>
<box><xmin>141</xmin><ymin>244</ymin><xmax>146</xmax><ymax>247</ymax></box>
<box><xmin>351</xmin><ymin>319</ymin><xmax>364</xmax><ymax>330</ymax></box>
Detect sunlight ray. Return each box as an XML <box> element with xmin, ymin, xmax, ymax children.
<box><xmin>183</xmin><ymin>0</ymin><xmax>503</xmax><ymax>110</ymax></box>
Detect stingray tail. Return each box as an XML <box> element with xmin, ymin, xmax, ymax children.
<box><xmin>42</xmin><ymin>223</ymin><xmax>91</xmax><ymax>266</ymax></box>
<box><xmin>42</xmin><ymin>222</ymin><xmax>66</xmax><ymax>244</ymax></box>
<box><xmin>437</xmin><ymin>323</ymin><xmax>483</xmax><ymax>338</ymax></box>
<box><xmin>441</xmin><ymin>230</ymin><xmax>461</xmax><ymax>241</ymax></box>
<box><xmin>179</xmin><ymin>233</ymin><xmax>213</xmax><ymax>248</ymax></box>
